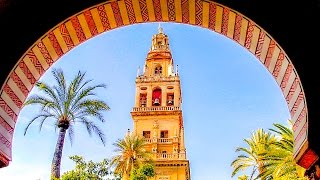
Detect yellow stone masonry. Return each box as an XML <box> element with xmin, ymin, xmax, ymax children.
<box><xmin>130</xmin><ymin>25</ymin><xmax>191</xmax><ymax>180</ymax></box>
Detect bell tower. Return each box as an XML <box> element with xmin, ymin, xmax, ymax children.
<box><xmin>131</xmin><ymin>25</ymin><xmax>191</xmax><ymax>180</ymax></box>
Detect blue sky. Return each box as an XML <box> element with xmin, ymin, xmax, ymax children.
<box><xmin>0</xmin><ymin>22</ymin><xmax>291</xmax><ymax>179</ymax></box>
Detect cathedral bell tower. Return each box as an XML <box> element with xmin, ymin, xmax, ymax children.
<box><xmin>131</xmin><ymin>25</ymin><xmax>191</xmax><ymax>180</ymax></box>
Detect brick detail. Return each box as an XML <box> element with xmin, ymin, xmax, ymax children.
<box><xmin>153</xmin><ymin>0</ymin><xmax>162</xmax><ymax>21</ymax></box>
<box><xmin>264</xmin><ymin>40</ymin><xmax>275</xmax><ymax>68</ymax></box>
<box><xmin>10</xmin><ymin>72</ymin><xmax>29</xmax><ymax>97</ymax></box>
<box><xmin>70</xmin><ymin>16</ymin><xmax>86</xmax><ymax>43</ymax></box>
<box><xmin>181</xmin><ymin>0</ymin><xmax>189</xmax><ymax>23</ymax></box>
<box><xmin>124</xmin><ymin>0</ymin><xmax>137</xmax><ymax>24</ymax></box>
<box><xmin>18</xmin><ymin>61</ymin><xmax>36</xmax><ymax>86</ymax></box>
<box><xmin>97</xmin><ymin>5</ymin><xmax>111</xmax><ymax>31</ymax></box>
<box><xmin>295</xmin><ymin>122</ymin><xmax>307</xmax><ymax>143</ymax></box>
<box><xmin>25</xmin><ymin>50</ymin><xmax>44</xmax><ymax>75</ymax></box>
<box><xmin>272</xmin><ymin>51</ymin><xmax>285</xmax><ymax>78</ymax></box>
<box><xmin>84</xmin><ymin>10</ymin><xmax>98</xmax><ymax>36</ymax></box>
<box><xmin>0</xmin><ymin>133</ymin><xmax>11</xmax><ymax>149</ymax></box>
<box><xmin>244</xmin><ymin>21</ymin><xmax>254</xmax><ymax>49</ymax></box>
<box><xmin>280</xmin><ymin>64</ymin><xmax>293</xmax><ymax>91</ymax></box>
<box><xmin>290</xmin><ymin>92</ymin><xmax>304</xmax><ymax>117</ymax></box>
<box><xmin>139</xmin><ymin>0</ymin><xmax>149</xmax><ymax>22</ymax></box>
<box><xmin>0</xmin><ymin>116</ymin><xmax>14</xmax><ymax>135</ymax></box>
<box><xmin>0</xmin><ymin>152</ymin><xmax>10</xmax><ymax>166</ymax></box>
<box><xmin>286</xmin><ymin>78</ymin><xmax>299</xmax><ymax>104</ymax></box>
<box><xmin>3</xmin><ymin>84</ymin><xmax>22</xmax><ymax>108</ymax></box>
<box><xmin>111</xmin><ymin>1</ymin><xmax>124</xmax><ymax>26</ymax></box>
<box><xmin>0</xmin><ymin>98</ymin><xmax>17</xmax><ymax>122</ymax></box>
<box><xmin>208</xmin><ymin>3</ymin><xmax>216</xmax><ymax>30</ymax></box>
<box><xmin>221</xmin><ymin>8</ymin><xmax>229</xmax><ymax>35</ymax></box>
<box><xmin>293</xmin><ymin>107</ymin><xmax>306</xmax><ymax>132</ymax></box>
<box><xmin>48</xmin><ymin>31</ymin><xmax>63</xmax><ymax>57</ymax></box>
<box><xmin>233</xmin><ymin>14</ymin><xmax>242</xmax><ymax>42</ymax></box>
<box><xmin>59</xmin><ymin>24</ymin><xmax>75</xmax><ymax>50</ymax></box>
<box><xmin>255</xmin><ymin>31</ymin><xmax>265</xmax><ymax>59</ymax></box>
<box><xmin>195</xmin><ymin>0</ymin><xmax>203</xmax><ymax>25</ymax></box>
<box><xmin>37</xmin><ymin>42</ymin><xmax>54</xmax><ymax>65</ymax></box>
<box><xmin>167</xmin><ymin>0</ymin><xmax>176</xmax><ymax>21</ymax></box>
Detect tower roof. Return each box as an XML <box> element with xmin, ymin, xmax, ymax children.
<box><xmin>149</xmin><ymin>24</ymin><xmax>171</xmax><ymax>53</ymax></box>
<box><xmin>158</xmin><ymin>23</ymin><xmax>163</xmax><ymax>34</ymax></box>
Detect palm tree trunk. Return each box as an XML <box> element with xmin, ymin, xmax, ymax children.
<box><xmin>123</xmin><ymin>173</ymin><xmax>129</xmax><ymax>180</ymax></box>
<box><xmin>51</xmin><ymin>127</ymin><xmax>67</xmax><ymax>178</ymax></box>
<box><xmin>258</xmin><ymin>165</ymin><xmax>266</xmax><ymax>180</ymax></box>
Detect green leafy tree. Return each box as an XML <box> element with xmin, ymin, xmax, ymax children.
<box><xmin>61</xmin><ymin>155</ymin><xmax>120</xmax><ymax>180</ymax></box>
<box><xmin>231</xmin><ymin>128</ymin><xmax>277</xmax><ymax>180</ymax></box>
<box><xmin>259</xmin><ymin>121</ymin><xmax>307</xmax><ymax>180</ymax></box>
<box><xmin>231</xmin><ymin>121</ymin><xmax>308</xmax><ymax>180</ymax></box>
<box><xmin>130</xmin><ymin>163</ymin><xmax>155</xmax><ymax>180</ymax></box>
<box><xmin>23</xmin><ymin>68</ymin><xmax>110</xmax><ymax>179</ymax></box>
<box><xmin>238</xmin><ymin>175</ymin><xmax>248</xmax><ymax>180</ymax></box>
<box><xmin>110</xmin><ymin>132</ymin><xmax>153</xmax><ymax>179</ymax></box>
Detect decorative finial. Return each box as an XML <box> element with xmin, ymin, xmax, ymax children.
<box><xmin>158</xmin><ymin>23</ymin><xmax>163</xmax><ymax>34</ymax></box>
<box><xmin>126</xmin><ymin>128</ymin><xmax>131</xmax><ymax>136</ymax></box>
<box><xmin>137</xmin><ymin>66</ymin><xmax>140</xmax><ymax>77</ymax></box>
<box><xmin>176</xmin><ymin>64</ymin><xmax>179</xmax><ymax>75</ymax></box>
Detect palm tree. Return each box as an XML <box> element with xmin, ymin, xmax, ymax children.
<box><xmin>110</xmin><ymin>131</ymin><xmax>153</xmax><ymax>179</ymax></box>
<box><xmin>259</xmin><ymin>121</ymin><xmax>307</xmax><ymax>180</ymax></box>
<box><xmin>238</xmin><ymin>175</ymin><xmax>249</xmax><ymax>180</ymax></box>
<box><xmin>231</xmin><ymin>128</ymin><xmax>277</xmax><ymax>180</ymax></box>
<box><xmin>23</xmin><ymin>68</ymin><xmax>110</xmax><ymax>179</ymax></box>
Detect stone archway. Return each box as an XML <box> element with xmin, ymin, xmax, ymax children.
<box><xmin>0</xmin><ymin>0</ymin><xmax>311</xmax><ymax>170</ymax></box>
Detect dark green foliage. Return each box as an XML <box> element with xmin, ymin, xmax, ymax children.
<box><xmin>61</xmin><ymin>155</ymin><xmax>121</xmax><ymax>180</ymax></box>
<box><xmin>130</xmin><ymin>163</ymin><xmax>155</xmax><ymax>180</ymax></box>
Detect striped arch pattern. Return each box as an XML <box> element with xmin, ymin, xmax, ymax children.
<box><xmin>0</xmin><ymin>0</ymin><xmax>309</xmax><ymax>168</ymax></box>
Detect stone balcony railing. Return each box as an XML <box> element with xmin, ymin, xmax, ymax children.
<box><xmin>136</xmin><ymin>75</ymin><xmax>179</xmax><ymax>83</ymax></box>
<box><xmin>132</xmin><ymin>106</ymin><xmax>181</xmax><ymax>112</ymax></box>
<box><xmin>156</xmin><ymin>153</ymin><xmax>178</xmax><ymax>159</ymax></box>
<box><xmin>144</xmin><ymin>138</ymin><xmax>152</xmax><ymax>143</ymax></box>
<box><xmin>144</xmin><ymin>138</ymin><xmax>175</xmax><ymax>144</ymax></box>
<box><xmin>138</xmin><ymin>153</ymin><xmax>186</xmax><ymax>160</ymax></box>
<box><xmin>158</xmin><ymin>138</ymin><xmax>172</xmax><ymax>143</ymax></box>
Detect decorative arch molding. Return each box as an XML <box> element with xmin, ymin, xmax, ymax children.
<box><xmin>0</xmin><ymin>0</ymin><xmax>310</xmax><ymax>169</ymax></box>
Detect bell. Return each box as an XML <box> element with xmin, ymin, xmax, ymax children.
<box><xmin>141</xmin><ymin>100</ymin><xmax>146</xmax><ymax>107</ymax></box>
<box><xmin>168</xmin><ymin>100</ymin><xmax>173</xmax><ymax>105</ymax></box>
<box><xmin>154</xmin><ymin>98</ymin><xmax>160</xmax><ymax>105</ymax></box>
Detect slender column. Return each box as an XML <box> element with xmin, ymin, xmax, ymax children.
<box><xmin>174</xmin><ymin>82</ymin><xmax>180</xmax><ymax>106</ymax></box>
<box><xmin>147</xmin><ymin>87</ymin><xmax>152</xmax><ymax>107</ymax></box>
<box><xmin>135</xmin><ymin>85</ymin><xmax>140</xmax><ymax>107</ymax></box>
<box><xmin>179</xmin><ymin>127</ymin><xmax>186</xmax><ymax>159</ymax></box>
<box><xmin>133</xmin><ymin>120</ymin><xmax>138</xmax><ymax>135</ymax></box>
<box><xmin>161</xmin><ymin>85</ymin><xmax>167</xmax><ymax>106</ymax></box>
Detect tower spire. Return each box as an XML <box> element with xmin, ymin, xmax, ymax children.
<box><xmin>158</xmin><ymin>23</ymin><xmax>163</xmax><ymax>34</ymax></box>
<box><xmin>150</xmin><ymin>24</ymin><xmax>170</xmax><ymax>52</ymax></box>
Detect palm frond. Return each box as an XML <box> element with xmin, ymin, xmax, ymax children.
<box><xmin>24</xmin><ymin>113</ymin><xmax>53</xmax><ymax>135</ymax></box>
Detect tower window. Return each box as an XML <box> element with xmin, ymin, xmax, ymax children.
<box><xmin>154</xmin><ymin>66</ymin><xmax>162</xmax><ymax>75</ymax></box>
<box><xmin>167</xmin><ymin>93</ymin><xmax>174</xmax><ymax>106</ymax></box>
<box><xmin>140</xmin><ymin>93</ymin><xmax>147</xmax><ymax>107</ymax></box>
<box><xmin>160</xmin><ymin>130</ymin><xmax>168</xmax><ymax>138</ymax></box>
<box><xmin>143</xmin><ymin>131</ymin><xmax>151</xmax><ymax>138</ymax></box>
<box><xmin>152</xmin><ymin>88</ymin><xmax>162</xmax><ymax>106</ymax></box>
